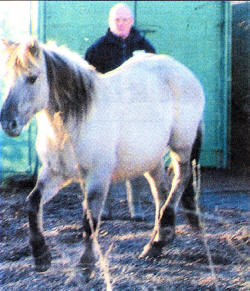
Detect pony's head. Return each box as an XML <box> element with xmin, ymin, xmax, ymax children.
<box><xmin>0</xmin><ymin>38</ymin><xmax>49</xmax><ymax>136</ymax></box>
<box><xmin>0</xmin><ymin>38</ymin><xmax>94</xmax><ymax>137</ymax></box>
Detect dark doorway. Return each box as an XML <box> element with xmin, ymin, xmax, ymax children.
<box><xmin>231</xmin><ymin>2</ymin><xmax>250</xmax><ymax>174</ymax></box>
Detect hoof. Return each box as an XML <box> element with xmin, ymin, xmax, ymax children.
<box><xmin>101</xmin><ymin>207</ymin><xmax>112</xmax><ymax>220</ymax></box>
<box><xmin>66</xmin><ymin>266</ymin><xmax>95</xmax><ymax>287</ymax></box>
<box><xmin>185</xmin><ymin>213</ymin><xmax>200</xmax><ymax>230</ymax></box>
<box><xmin>79</xmin><ymin>249</ymin><xmax>96</xmax><ymax>279</ymax></box>
<box><xmin>77</xmin><ymin>263</ymin><xmax>96</xmax><ymax>283</ymax></box>
<box><xmin>130</xmin><ymin>205</ymin><xmax>144</xmax><ymax>221</ymax></box>
<box><xmin>139</xmin><ymin>241</ymin><xmax>165</xmax><ymax>259</ymax></box>
<box><xmin>30</xmin><ymin>238</ymin><xmax>52</xmax><ymax>272</ymax></box>
<box><xmin>130</xmin><ymin>208</ymin><xmax>145</xmax><ymax>221</ymax></box>
<box><xmin>101</xmin><ymin>214</ymin><xmax>112</xmax><ymax>221</ymax></box>
<box><xmin>34</xmin><ymin>248</ymin><xmax>52</xmax><ymax>272</ymax></box>
<box><xmin>131</xmin><ymin>214</ymin><xmax>145</xmax><ymax>222</ymax></box>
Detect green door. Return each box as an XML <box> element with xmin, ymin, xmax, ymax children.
<box><xmin>38</xmin><ymin>1</ymin><xmax>231</xmax><ymax>168</ymax></box>
<box><xmin>134</xmin><ymin>1</ymin><xmax>232</xmax><ymax>167</ymax></box>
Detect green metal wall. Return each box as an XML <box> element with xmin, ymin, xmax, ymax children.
<box><xmin>37</xmin><ymin>1</ymin><xmax>231</xmax><ymax>168</ymax></box>
<box><xmin>0</xmin><ymin>2</ymin><xmax>38</xmax><ymax>181</ymax></box>
<box><xmin>0</xmin><ymin>81</ymin><xmax>37</xmax><ymax>180</ymax></box>
<box><xmin>0</xmin><ymin>82</ymin><xmax>37</xmax><ymax>180</ymax></box>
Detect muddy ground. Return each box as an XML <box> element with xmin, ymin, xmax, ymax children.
<box><xmin>0</xmin><ymin>173</ymin><xmax>249</xmax><ymax>291</ymax></box>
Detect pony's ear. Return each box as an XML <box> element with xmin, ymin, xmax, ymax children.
<box><xmin>0</xmin><ymin>39</ymin><xmax>17</xmax><ymax>53</ymax></box>
<box><xmin>26</xmin><ymin>38</ymin><xmax>40</xmax><ymax>58</ymax></box>
<box><xmin>0</xmin><ymin>39</ymin><xmax>18</xmax><ymax>70</ymax></box>
<box><xmin>0</xmin><ymin>39</ymin><xmax>12</xmax><ymax>48</ymax></box>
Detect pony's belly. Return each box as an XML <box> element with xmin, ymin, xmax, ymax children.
<box><xmin>111</xmin><ymin>126</ymin><xmax>170</xmax><ymax>182</ymax></box>
<box><xmin>112</xmin><ymin>145</ymin><xmax>167</xmax><ymax>182</ymax></box>
<box><xmin>112</xmin><ymin>154</ymin><xmax>163</xmax><ymax>182</ymax></box>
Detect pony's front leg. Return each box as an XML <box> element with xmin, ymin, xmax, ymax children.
<box><xmin>26</xmin><ymin>169</ymin><xmax>65</xmax><ymax>272</ymax></box>
<box><xmin>78</xmin><ymin>169</ymin><xmax>112</xmax><ymax>275</ymax></box>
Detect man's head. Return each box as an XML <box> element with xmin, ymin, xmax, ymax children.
<box><xmin>108</xmin><ymin>3</ymin><xmax>134</xmax><ymax>39</ymax></box>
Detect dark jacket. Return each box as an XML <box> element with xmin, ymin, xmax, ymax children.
<box><xmin>85</xmin><ymin>27</ymin><xmax>156</xmax><ymax>73</ymax></box>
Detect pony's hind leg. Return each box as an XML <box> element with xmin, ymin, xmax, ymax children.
<box><xmin>26</xmin><ymin>169</ymin><xmax>65</xmax><ymax>272</ymax></box>
<box><xmin>140</xmin><ymin>151</ymin><xmax>191</xmax><ymax>258</ymax></box>
<box><xmin>126</xmin><ymin>177</ymin><xmax>144</xmax><ymax>221</ymax></box>
<box><xmin>181</xmin><ymin>126</ymin><xmax>202</xmax><ymax>229</ymax></box>
<box><xmin>140</xmin><ymin>163</ymin><xmax>172</xmax><ymax>258</ymax></box>
<box><xmin>102</xmin><ymin>177</ymin><xmax>144</xmax><ymax>221</ymax></box>
<box><xmin>181</xmin><ymin>175</ymin><xmax>200</xmax><ymax>229</ymax></box>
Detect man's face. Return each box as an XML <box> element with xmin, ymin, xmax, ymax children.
<box><xmin>109</xmin><ymin>7</ymin><xmax>134</xmax><ymax>39</ymax></box>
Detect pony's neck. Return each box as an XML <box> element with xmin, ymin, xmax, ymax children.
<box><xmin>43</xmin><ymin>48</ymin><xmax>95</xmax><ymax>125</ymax></box>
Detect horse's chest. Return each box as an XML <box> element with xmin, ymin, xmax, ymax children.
<box><xmin>36</xmin><ymin>133</ymin><xmax>79</xmax><ymax>177</ymax></box>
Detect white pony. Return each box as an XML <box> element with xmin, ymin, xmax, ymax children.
<box><xmin>0</xmin><ymin>38</ymin><xmax>205</xmax><ymax>275</ymax></box>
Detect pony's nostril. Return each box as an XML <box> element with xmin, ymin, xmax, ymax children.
<box><xmin>10</xmin><ymin>120</ymin><xmax>17</xmax><ymax>130</ymax></box>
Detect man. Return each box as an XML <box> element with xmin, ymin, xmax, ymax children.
<box><xmin>85</xmin><ymin>3</ymin><xmax>156</xmax><ymax>73</ymax></box>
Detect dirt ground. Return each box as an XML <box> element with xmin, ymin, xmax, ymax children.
<box><xmin>0</xmin><ymin>169</ymin><xmax>249</xmax><ymax>291</ymax></box>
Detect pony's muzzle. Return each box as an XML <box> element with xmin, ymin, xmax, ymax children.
<box><xmin>0</xmin><ymin>118</ymin><xmax>21</xmax><ymax>137</ymax></box>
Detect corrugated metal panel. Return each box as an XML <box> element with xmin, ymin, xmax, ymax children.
<box><xmin>37</xmin><ymin>1</ymin><xmax>231</xmax><ymax>167</ymax></box>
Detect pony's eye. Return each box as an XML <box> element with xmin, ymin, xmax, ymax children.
<box><xmin>26</xmin><ymin>75</ymin><xmax>38</xmax><ymax>84</ymax></box>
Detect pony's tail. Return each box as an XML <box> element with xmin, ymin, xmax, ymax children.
<box><xmin>191</xmin><ymin>121</ymin><xmax>203</xmax><ymax>162</ymax></box>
